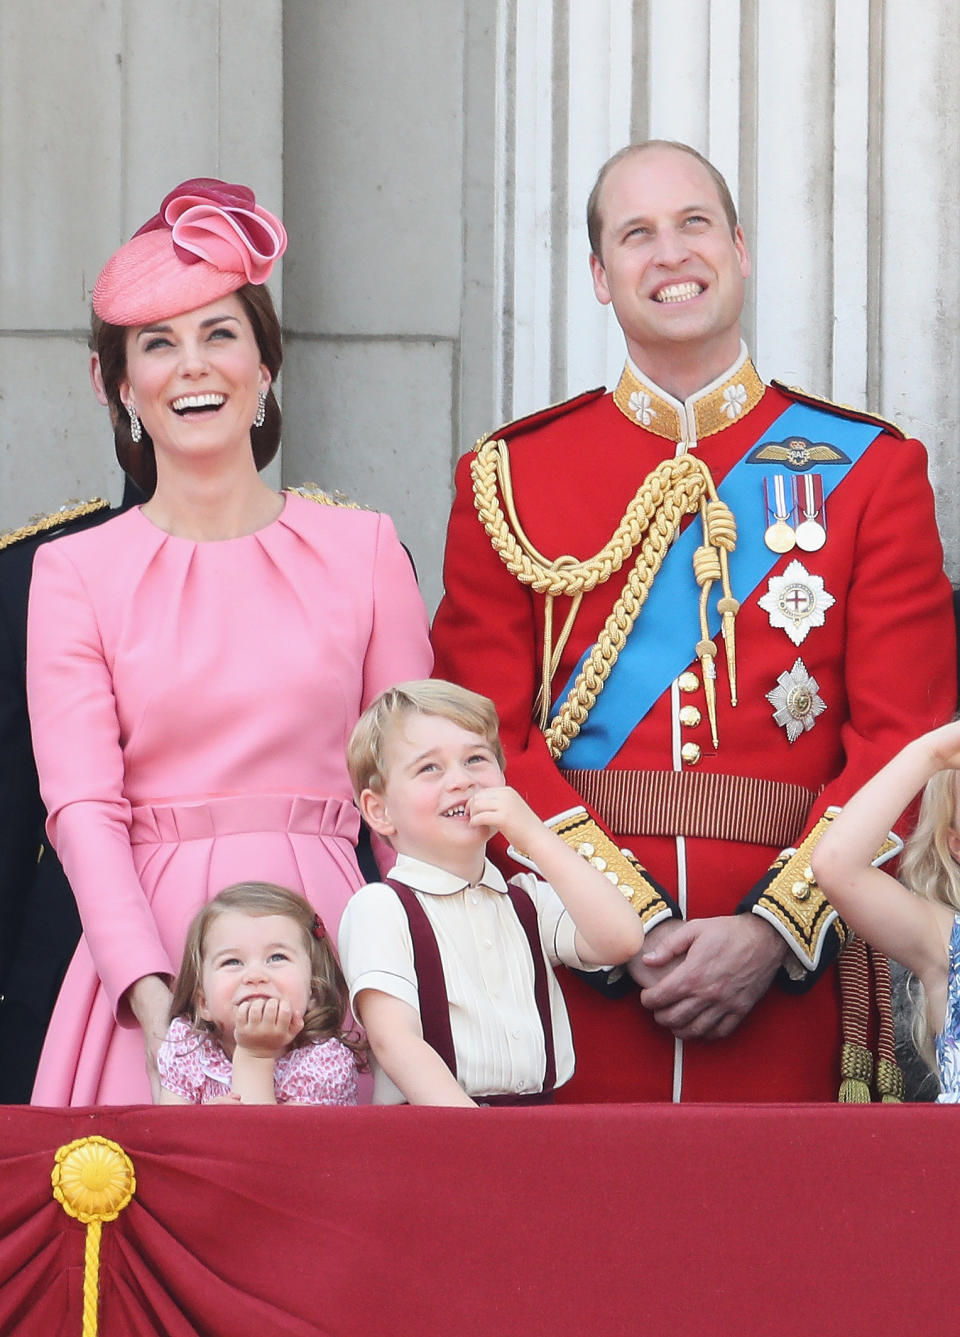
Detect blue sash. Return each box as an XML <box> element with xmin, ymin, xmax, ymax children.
<box><xmin>554</xmin><ymin>403</ymin><xmax>881</xmax><ymax>769</ymax></box>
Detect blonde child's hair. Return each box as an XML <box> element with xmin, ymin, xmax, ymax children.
<box><xmin>898</xmin><ymin>768</ymin><xmax>960</xmax><ymax>1070</ymax></box>
<box><xmin>347</xmin><ymin>679</ymin><xmax>505</xmax><ymax>796</ymax></box>
<box><xmin>168</xmin><ymin>882</ymin><xmax>364</xmax><ymax>1058</ymax></box>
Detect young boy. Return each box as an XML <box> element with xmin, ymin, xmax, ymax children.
<box><xmin>339</xmin><ymin>680</ymin><xmax>646</xmax><ymax>1106</ymax></box>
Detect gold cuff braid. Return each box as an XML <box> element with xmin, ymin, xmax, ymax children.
<box><xmin>546</xmin><ymin>808</ymin><xmax>674</xmax><ymax>927</ymax></box>
<box><xmin>751</xmin><ymin>812</ymin><xmax>900</xmax><ymax>971</ymax></box>
<box><xmin>751</xmin><ymin>814</ymin><xmax>841</xmax><ymax>970</ymax></box>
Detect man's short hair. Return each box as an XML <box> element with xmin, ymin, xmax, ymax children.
<box><xmin>347</xmin><ymin>679</ymin><xmax>505</xmax><ymax>796</ymax></box>
<box><xmin>587</xmin><ymin>140</ymin><xmax>739</xmax><ymax>258</ymax></box>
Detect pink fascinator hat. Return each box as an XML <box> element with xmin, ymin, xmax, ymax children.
<box><xmin>93</xmin><ymin>178</ymin><xmax>287</xmax><ymax>326</ymax></box>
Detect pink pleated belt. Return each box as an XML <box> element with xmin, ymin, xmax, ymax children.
<box><xmin>128</xmin><ymin>794</ymin><xmax>360</xmax><ymax>845</ymax></box>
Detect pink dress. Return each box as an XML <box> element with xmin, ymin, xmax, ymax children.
<box><xmin>157</xmin><ymin>1017</ymin><xmax>359</xmax><ymax>1105</ymax></box>
<box><xmin>27</xmin><ymin>492</ymin><xmax>432</xmax><ymax>1105</ymax></box>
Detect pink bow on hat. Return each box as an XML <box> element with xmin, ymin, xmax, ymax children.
<box><xmin>93</xmin><ymin>177</ymin><xmax>287</xmax><ymax>325</ymax></box>
<box><xmin>134</xmin><ymin>178</ymin><xmax>287</xmax><ymax>282</ymax></box>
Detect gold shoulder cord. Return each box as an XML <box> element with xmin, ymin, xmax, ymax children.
<box><xmin>770</xmin><ymin>380</ymin><xmax>906</xmax><ymax>439</ymax></box>
<box><xmin>471</xmin><ymin>438</ymin><xmax>739</xmax><ymax>756</ymax></box>
<box><xmin>287</xmin><ymin>484</ymin><xmax>365</xmax><ymax>510</ymax></box>
<box><xmin>0</xmin><ymin>498</ymin><xmax>109</xmax><ymax>551</ymax></box>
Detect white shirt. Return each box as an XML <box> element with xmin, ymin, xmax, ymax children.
<box><xmin>338</xmin><ymin>852</ymin><xmax>599</xmax><ymax>1103</ymax></box>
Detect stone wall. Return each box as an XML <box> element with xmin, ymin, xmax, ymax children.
<box><xmin>2</xmin><ymin>0</ymin><xmax>958</xmax><ymax>614</ymax></box>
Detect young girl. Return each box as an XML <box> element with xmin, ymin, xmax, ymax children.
<box><xmin>158</xmin><ymin>883</ymin><xmax>363</xmax><ymax>1105</ymax></box>
<box><xmin>812</xmin><ymin>721</ymin><xmax>960</xmax><ymax>1103</ymax></box>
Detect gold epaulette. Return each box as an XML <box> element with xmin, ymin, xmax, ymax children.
<box><xmin>546</xmin><ymin>807</ymin><xmax>676</xmax><ymax>928</ymax></box>
<box><xmin>771</xmin><ymin>380</ymin><xmax>906</xmax><ymax>440</ymax></box>
<box><xmin>287</xmin><ymin>484</ymin><xmax>367</xmax><ymax>511</ymax></box>
<box><xmin>751</xmin><ymin>811</ymin><xmax>900</xmax><ymax>971</ymax></box>
<box><xmin>472</xmin><ymin>387</ymin><xmax>607</xmax><ymax>454</ymax></box>
<box><xmin>0</xmin><ymin>498</ymin><xmax>110</xmax><ymax>552</ymax></box>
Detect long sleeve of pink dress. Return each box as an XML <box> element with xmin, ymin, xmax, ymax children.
<box><xmin>26</xmin><ymin>493</ymin><xmax>432</xmax><ymax>1104</ymax></box>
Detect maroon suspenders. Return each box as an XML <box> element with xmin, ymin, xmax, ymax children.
<box><xmin>385</xmin><ymin>878</ymin><xmax>458</xmax><ymax>1074</ymax></box>
<box><xmin>385</xmin><ymin>877</ymin><xmax>557</xmax><ymax>1097</ymax></box>
<box><xmin>502</xmin><ymin>884</ymin><xmax>557</xmax><ymax>1094</ymax></box>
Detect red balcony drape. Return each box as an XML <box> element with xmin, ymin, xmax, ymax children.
<box><xmin>0</xmin><ymin>1103</ymin><xmax>954</xmax><ymax>1336</ymax></box>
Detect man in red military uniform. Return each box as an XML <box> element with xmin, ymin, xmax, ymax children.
<box><xmin>431</xmin><ymin>141</ymin><xmax>956</xmax><ymax>1101</ymax></box>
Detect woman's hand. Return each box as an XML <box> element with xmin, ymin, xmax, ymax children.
<box><xmin>126</xmin><ymin>974</ymin><xmax>174</xmax><ymax>1103</ymax></box>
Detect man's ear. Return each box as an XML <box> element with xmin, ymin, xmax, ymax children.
<box><xmin>589</xmin><ymin>250</ymin><xmax>612</xmax><ymax>306</ymax></box>
<box><xmin>360</xmin><ymin>787</ymin><xmax>396</xmax><ymax>838</ymax></box>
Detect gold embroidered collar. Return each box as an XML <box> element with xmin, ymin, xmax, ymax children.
<box><xmin>612</xmin><ymin>348</ymin><xmax>765</xmax><ymax>443</ymax></box>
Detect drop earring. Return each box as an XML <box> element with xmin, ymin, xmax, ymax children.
<box><xmin>127</xmin><ymin>404</ymin><xmax>142</xmax><ymax>444</ymax></box>
<box><xmin>253</xmin><ymin>389</ymin><xmax>267</xmax><ymax>429</ymax></box>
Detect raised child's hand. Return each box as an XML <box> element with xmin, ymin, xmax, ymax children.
<box><xmin>467</xmin><ymin>785</ymin><xmax>541</xmax><ymax>848</ymax></box>
<box><xmin>234</xmin><ymin>997</ymin><xmax>304</xmax><ymax>1059</ymax></box>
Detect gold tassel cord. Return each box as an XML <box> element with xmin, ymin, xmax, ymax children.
<box><xmin>837</xmin><ymin>934</ymin><xmax>873</xmax><ymax>1102</ymax></box>
<box><xmin>51</xmin><ymin>1136</ymin><xmax>136</xmax><ymax>1337</ymax></box>
<box><xmin>705</xmin><ymin>499</ymin><xmax>740</xmax><ymax>704</ymax></box>
<box><xmin>538</xmin><ymin>592</ymin><xmax>556</xmax><ymax>731</ymax></box>
<box><xmin>535</xmin><ymin>569</ymin><xmax>584</xmax><ymax>730</ymax></box>
<box><xmin>472</xmin><ymin>438</ymin><xmax>739</xmax><ymax>760</ymax></box>
<box><xmin>693</xmin><ymin>508</ymin><xmax>721</xmax><ymax>748</ymax></box>
<box><xmin>869</xmin><ymin>946</ymin><xmax>905</xmax><ymax>1102</ymax></box>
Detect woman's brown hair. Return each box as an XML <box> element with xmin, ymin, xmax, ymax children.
<box><xmin>96</xmin><ymin>282</ymin><xmax>283</xmax><ymax>495</ymax></box>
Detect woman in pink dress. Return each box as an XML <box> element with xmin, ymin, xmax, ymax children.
<box><xmin>26</xmin><ymin>179</ymin><xmax>432</xmax><ymax>1105</ymax></box>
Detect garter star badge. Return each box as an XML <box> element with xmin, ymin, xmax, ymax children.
<box><xmin>758</xmin><ymin>560</ymin><xmax>835</xmax><ymax>647</ymax></box>
<box><xmin>766</xmin><ymin>658</ymin><xmax>827</xmax><ymax>742</ymax></box>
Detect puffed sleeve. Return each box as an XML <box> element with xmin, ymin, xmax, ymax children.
<box><xmin>360</xmin><ymin>514</ymin><xmax>433</xmax><ymax>710</ymax></box>
<box><xmin>338</xmin><ymin>883</ymin><xmax>420</xmax><ymax>1013</ymax></box>
<box><xmin>26</xmin><ymin>541</ymin><xmax>173</xmax><ymax>1019</ymax></box>
<box><xmin>156</xmin><ymin>1017</ymin><xmax>203</xmax><ymax>1102</ymax></box>
<box><xmin>511</xmin><ymin>872</ymin><xmax>601</xmax><ymax>971</ymax></box>
<box><xmin>278</xmin><ymin>1038</ymin><xmax>360</xmax><ymax>1105</ymax></box>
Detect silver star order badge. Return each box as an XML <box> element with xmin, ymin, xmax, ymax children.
<box><xmin>766</xmin><ymin>657</ymin><xmax>827</xmax><ymax>743</ymax></box>
<box><xmin>758</xmin><ymin>560</ymin><xmax>835</xmax><ymax>647</ymax></box>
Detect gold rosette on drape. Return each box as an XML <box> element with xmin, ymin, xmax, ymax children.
<box><xmin>51</xmin><ymin>1136</ymin><xmax>136</xmax><ymax>1337</ymax></box>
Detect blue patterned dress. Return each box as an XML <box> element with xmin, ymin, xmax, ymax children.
<box><xmin>935</xmin><ymin>914</ymin><xmax>960</xmax><ymax>1103</ymax></box>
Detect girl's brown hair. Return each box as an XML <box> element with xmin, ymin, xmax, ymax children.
<box><xmin>169</xmin><ymin>882</ymin><xmax>364</xmax><ymax>1058</ymax></box>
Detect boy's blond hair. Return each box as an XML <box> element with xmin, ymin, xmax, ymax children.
<box><xmin>347</xmin><ymin>679</ymin><xmax>505</xmax><ymax>796</ymax></box>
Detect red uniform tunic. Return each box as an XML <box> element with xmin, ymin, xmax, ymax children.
<box><xmin>431</xmin><ymin>354</ymin><xmax>956</xmax><ymax>1102</ymax></box>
